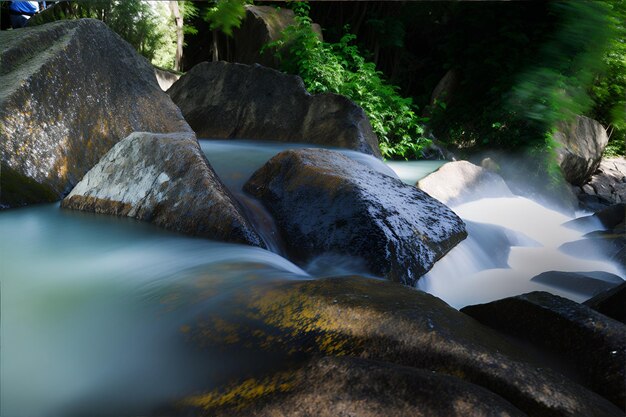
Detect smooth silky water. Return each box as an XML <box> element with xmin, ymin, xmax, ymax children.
<box><xmin>1</xmin><ymin>139</ymin><xmax>623</xmax><ymax>416</ymax></box>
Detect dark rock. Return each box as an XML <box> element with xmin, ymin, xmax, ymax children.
<box><xmin>416</xmin><ymin>160</ymin><xmax>513</xmax><ymax>206</ymax></box>
<box><xmin>462</xmin><ymin>291</ymin><xmax>626</xmax><ymax>409</ymax></box>
<box><xmin>176</xmin><ymin>276</ymin><xmax>621</xmax><ymax>417</ymax></box>
<box><xmin>531</xmin><ymin>271</ymin><xmax>624</xmax><ymax>297</ymax></box>
<box><xmin>565</xmin><ymin>203</ymin><xmax>626</xmax><ymax>232</ymax></box>
<box><xmin>224</xmin><ymin>5</ymin><xmax>298</xmax><ymax>69</ymax></box>
<box><xmin>576</xmin><ymin>158</ymin><xmax>626</xmax><ymax>207</ymax></box>
<box><xmin>168</xmin><ymin>61</ymin><xmax>381</xmax><ymax>157</ymax></box>
<box><xmin>243</xmin><ymin>148</ymin><xmax>467</xmax><ymax>284</ymax></box>
<box><xmin>61</xmin><ymin>132</ymin><xmax>263</xmax><ymax>247</ymax></box>
<box><xmin>553</xmin><ymin>116</ymin><xmax>609</xmax><ymax>186</ymax></box>
<box><xmin>176</xmin><ymin>356</ymin><xmax>527</xmax><ymax>417</ymax></box>
<box><xmin>584</xmin><ymin>282</ymin><xmax>626</xmax><ymax>324</ymax></box>
<box><xmin>0</xmin><ymin>19</ymin><xmax>191</xmax><ymax>208</ymax></box>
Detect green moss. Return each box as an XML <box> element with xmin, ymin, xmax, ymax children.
<box><xmin>0</xmin><ymin>163</ymin><xmax>59</xmax><ymax>208</ymax></box>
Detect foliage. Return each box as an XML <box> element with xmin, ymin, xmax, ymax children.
<box><xmin>591</xmin><ymin>0</ymin><xmax>626</xmax><ymax>157</ymax></box>
<box><xmin>204</xmin><ymin>0</ymin><xmax>248</xmax><ymax>37</ymax></box>
<box><xmin>266</xmin><ymin>3</ymin><xmax>430</xmax><ymax>160</ymax></box>
<box><xmin>28</xmin><ymin>1</ymin><xmax>184</xmax><ymax>70</ymax></box>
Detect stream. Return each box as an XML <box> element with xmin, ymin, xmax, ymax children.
<box><xmin>1</xmin><ymin>139</ymin><xmax>623</xmax><ymax>416</ymax></box>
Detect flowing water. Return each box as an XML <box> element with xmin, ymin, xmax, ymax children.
<box><xmin>1</xmin><ymin>139</ymin><xmax>623</xmax><ymax>416</ymax></box>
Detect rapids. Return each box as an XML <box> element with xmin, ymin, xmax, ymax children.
<box><xmin>0</xmin><ymin>139</ymin><xmax>622</xmax><ymax>416</ymax></box>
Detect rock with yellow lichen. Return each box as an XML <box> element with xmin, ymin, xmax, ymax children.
<box><xmin>174</xmin><ymin>356</ymin><xmax>528</xmax><ymax>417</ymax></box>
<box><xmin>244</xmin><ymin>148</ymin><xmax>467</xmax><ymax>285</ymax></box>
<box><xmin>0</xmin><ymin>19</ymin><xmax>191</xmax><ymax>208</ymax></box>
<box><xmin>171</xmin><ymin>276</ymin><xmax>622</xmax><ymax>417</ymax></box>
<box><xmin>61</xmin><ymin>132</ymin><xmax>264</xmax><ymax>247</ymax></box>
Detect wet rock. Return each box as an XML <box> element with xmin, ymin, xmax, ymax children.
<box><xmin>531</xmin><ymin>270</ymin><xmax>624</xmax><ymax>297</ymax></box>
<box><xmin>168</xmin><ymin>62</ymin><xmax>381</xmax><ymax>157</ymax></box>
<box><xmin>584</xmin><ymin>282</ymin><xmax>626</xmax><ymax>324</ymax></box>
<box><xmin>462</xmin><ymin>291</ymin><xmax>626</xmax><ymax>409</ymax></box>
<box><xmin>565</xmin><ymin>203</ymin><xmax>626</xmax><ymax>232</ymax></box>
<box><xmin>244</xmin><ymin>149</ymin><xmax>467</xmax><ymax>284</ymax></box>
<box><xmin>176</xmin><ymin>356</ymin><xmax>527</xmax><ymax>417</ymax></box>
<box><xmin>417</xmin><ymin>160</ymin><xmax>512</xmax><ymax>206</ymax></box>
<box><xmin>61</xmin><ymin>132</ymin><xmax>263</xmax><ymax>247</ymax></box>
<box><xmin>553</xmin><ymin>116</ymin><xmax>609</xmax><ymax>186</ymax></box>
<box><xmin>175</xmin><ymin>276</ymin><xmax>621</xmax><ymax>417</ymax></box>
<box><xmin>0</xmin><ymin>19</ymin><xmax>191</xmax><ymax>208</ymax></box>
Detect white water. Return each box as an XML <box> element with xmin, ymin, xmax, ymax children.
<box><xmin>1</xmin><ymin>139</ymin><xmax>623</xmax><ymax>416</ymax></box>
<box><xmin>418</xmin><ymin>197</ymin><xmax>624</xmax><ymax>308</ymax></box>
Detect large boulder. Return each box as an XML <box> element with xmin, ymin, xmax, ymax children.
<box><xmin>462</xmin><ymin>291</ymin><xmax>626</xmax><ymax>409</ymax></box>
<box><xmin>223</xmin><ymin>5</ymin><xmax>302</xmax><ymax>69</ymax></box>
<box><xmin>243</xmin><ymin>149</ymin><xmax>467</xmax><ymax>285</ymax></box>
<box><xmin>61</xmin><ymin>132</ymin><xmax>263</xmax><ymax>247</ymax></box>
<box><xmin>416</xmin><ymin>160</ymin><xmax>513</xmax><ymax>206</ymax></box>
<box><xmin>176</xmin><ymin>356</ymin><xmax>527</xmax><ymax>417</ymax></box>
<box><xmin>553</xmin><ymin>116</ymin><xmax>609</xmax><ymax>186</ymax></box>
<box><xmin>167</xmin><ymin>61</ymin><xmax>381</xmax><ymax>157</ymax></box>
<box><xmin>170</xmin><ymin>276</ymin><xmax>621</xmax><ymax>417</ymax></box>
<box><xmin>0</xmin><ymin>19</ymin><xmax>191</xmax><ymax>208</ymax></box>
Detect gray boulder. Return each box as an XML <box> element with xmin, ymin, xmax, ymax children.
<box><xmin>462</xmin><ymin>291</ymin><xmax>626</xmax><ymax>409</ymax></box>
<box><xmin>154</xmin><ymin>67</ymin><xmax>181</xmax><ymax>91</ymax></box>
<box><xmin>417</xmin><ymin>160</ymin><xmax>513</xmax><ymax>206</ymax></box>
<box><xmin>177</xmin><ymin>356</ymin><xmax>527</xmax><ymax>417</ymax></box>
<box><xmin>553</xmin><ymin>116</ymin><xmax>609</xmax><ymax>185</ymax></box>
<box><xmin>61</xmin><ymin>132</ymin><xmax>263</xmax><ymax>247</ymax></box>
<box><xmin>168</xmin><ymin>61</ymin><xmax>381</xmax><ymax>157</ymax></box>
<box><xmin>574</xmin><ymin>157</ymin><xmax>626</xmax><ymax>210</ymax></box>
<box><xmin>0</xmin><ymin>19</ymin><xmax>191</xmax><ymax>208</ymax></box>
<box><xmin>244</xmin><ymin>148</ymin><xmax>467</xmax><ymax>285</ymax></box>
<box><xmin>175</xmin><ymin>276</ymin><xmax>621</xmax><ymax>417</ymax></box>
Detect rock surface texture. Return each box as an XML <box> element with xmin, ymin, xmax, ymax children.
<box><xmin>584</xmin><ymin>282</ymin><xmax>626</xmax><ymax>324</ymax></box>
<box><xmin>462</xmin><ymin>291</ymin><xmax>626</xmax><ymax>409</ymax></box>
<box><xmin>244</xmin><ymin>149</ymin><xmax>467</xmax><ymax>285</ymax></box>
<box><xmin>0</xmin><ymin>19</ymin><xmax>191</xmax><ymax>208</ymax></box>
<box><xmin>575</xmin><ymin>157</ymin><xmax>626</xmax><ymax>210</ymax></box>
<box><xmin>168</xmin><ymin>62</ymin><xmax>381</xmax><ymax>157</ymax></box>
<box><xmin>178</xmin><ymin>356</ymin><xmax>527</xmax><ymax>417</ymax></box>
<box><xmin>171</xmin><ymin>276</ymin><xmax>622</xmax><ymax>417</ymax></box>
<box><xmin>553</xmin><ymin>115</ymin><xmax>609</xmax><ymax>185</ymax></box>
<box><xmin>61</xmin><ymin>132</ymin><xmax>263</xmax><ymax>247</ymax></box>
<box><xmin>417</xmin><ymin>160</ymin><xmax>513</xmax><ymax>206</ymax></box>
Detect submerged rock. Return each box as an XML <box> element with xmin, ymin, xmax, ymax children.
<box><xmin>62</xmin><ymin>132</ymin><xmax>263</xmax><ymax>247</ymax></box>
<box><xmin>462</xmin><ymin>291</ymin><xmax>626</xmax><ymax>409</ymax></box>
<box><xmin>553</xmin><ymin>116</ymin><xmax>609</xmax><ymax>186</ymax></box>
<box><xmin>0</xmin><ymin>19</ymin><xmax>191</xmax><ymax>208</ymax></box>
<box><xmin>244</xmin><ymin>148</ymin><xmax>467</xmax><ymax>285</ymax></box>
<box><xmin>417</xmin><ymin>160</ymin><xmax>513</xmax><ymax>206</ymax></box>
<box><xmin>560</xmin><ymin>203</ymin><xmax>625</xmax><ymax>269</ymax></box>
<box><xmin>167</xmin><ymin>62</ymin><xmax>381</xmax><ymax>157</ymax></box>
<box><xmin>172</xmin><ymin>276</ymin><xmax>621</xmax><ymax>417</ymax></box>
<box><xmin>530</xmin><ymin>270</ymin><xmax>624</xmax><ymax>297</ymax></box>
<box><xmin>584</xmin><ymin>282</ymin><xmax>626</xmax><ymax>324</ymax></box>
<box><xmin>176</xmin><ymin>356</ymin><xmax>527</xmax><ymax>417</ymax></box>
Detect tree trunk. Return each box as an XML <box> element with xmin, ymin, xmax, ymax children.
<box><xmin>169</xmin><ymin>1</ymin><xmax>184</xmax><ymax>71</ymax></box>
<box><xmin>211</xmin><ymin>30</ymin><xmax>219</xmax><ymax>62</ymax></box>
